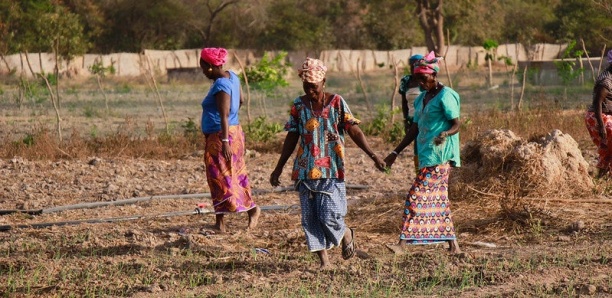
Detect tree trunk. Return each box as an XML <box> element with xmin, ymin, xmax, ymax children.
<box><xmin>416</xmin><ymin>0</ymin><xmax>445</xmax><ymax>54</ymax></box>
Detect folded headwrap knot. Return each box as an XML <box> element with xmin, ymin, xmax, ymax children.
<box><xmin>607</xmin><ymin>49</ymin><xmax>612</xmax><ymax>64</ymax></box>
<box><xmin>414</xmin><ymin>51</ymin><xmax>442</xmax><ymax>74</ymax></box>
<box><xmin>201</xmin><ymin>47</ymin><xmax>228</xmax><ymax>67</ymax></box>
<box><xmin>298</xmin><ymin>57</ymin><xmax>327</xmax><ymax>83</ymax></box>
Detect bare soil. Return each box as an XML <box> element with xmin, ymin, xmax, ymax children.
<box><xmin>0</xmin><ymin>142</ymin><xmax>610</xmax><ymax>297</ymax></box>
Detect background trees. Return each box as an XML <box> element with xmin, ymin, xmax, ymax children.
<box><xmin>1</xmin><ymin>0</ymin><xmax>611</xmax><ymax>56</ymax></box>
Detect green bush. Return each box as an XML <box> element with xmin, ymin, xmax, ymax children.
<box><xmin>245</xmin><ymin>116</ymin><xmax>282</xmax><ymax>143</ymax></box>
<box><xmin>362</xmin><ymin>105</ymin><xmax>405</xmax><ymax>142</ymax></box>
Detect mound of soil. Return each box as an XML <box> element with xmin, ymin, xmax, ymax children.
<box><xmin>453</xmin><ymin>129</ymin><xmax>593</xmax><ymax>199</ymax></box>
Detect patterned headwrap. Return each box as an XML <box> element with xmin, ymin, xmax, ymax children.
<box><xmin>298</xmin><ymin>57</ymin><xmax>327</xmax><ymax>83</ymax></box>
<box><xmin>608</xmin><ymin>49</ymin><xmax>612</xmax><ymax>64</ymax></box>
<box><xmin>409</xmin><ymin>54</ymin><xmax>424</xmax><ymax>63</ymax></box>
<box><xmin>200</xmin><ymin>47</ymin><xmax>228</xmax><ymax>66</ymax></box>
<box><xmin>413</xmin><ymin>51</ymin><xmax>442</xmax><ymax>74</ymax></box>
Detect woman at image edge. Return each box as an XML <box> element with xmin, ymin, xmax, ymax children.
<box><xmin>384</xmin><ymin>51</ymin><xmax>462</xmax><ymax>255</ymax></box>
<box><xmin>585</xmin><ymin>50</ymin><xmax>612</xmax><ymax>178</ymax></box>
<box><xmin>200</xmin><ymin>47</ymin><xmax>260</xmax><ymax>233</ymax></box>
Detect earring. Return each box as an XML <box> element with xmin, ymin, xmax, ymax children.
<box><xmin>208</xmin><ymin>68</ymin><xmax>213</xmax><ymax>72</ymax></box>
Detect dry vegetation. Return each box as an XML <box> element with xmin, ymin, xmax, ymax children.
<box><xmin>0</xmin><ymin>70</ymin><xmax>611</xmax><ymax>297</ymax></box>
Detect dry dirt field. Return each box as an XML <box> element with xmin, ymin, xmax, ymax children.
<box><xmin>0</xmin><ymin>72</ymin><xmax>611</xmax><ymax>297</ymax></box>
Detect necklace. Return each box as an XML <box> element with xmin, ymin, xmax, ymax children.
<box><xmin>309</xmin><ymin>93</ymin><xmax>326</xmax><ymax>116</ymax></box>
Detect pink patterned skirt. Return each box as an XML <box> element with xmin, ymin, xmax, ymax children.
<box><xmin>204</xmin><ymin>125</ymin><xmax>256</xmax><ymax>214</ymax></box>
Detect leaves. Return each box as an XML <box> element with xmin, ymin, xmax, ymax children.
<box><xmin>241</xmin><ymin>52</ymin><xmax>290</xmax><ymax>93</ymax></box>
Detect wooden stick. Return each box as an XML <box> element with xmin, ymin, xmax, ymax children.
<box><xmin>598</xmin><ymin>44</ymin><xmax>607</xmax><ymax>75</ymax></box>
<box><xmin>580</xmin><ymin>39</ymin><xmax>595</xmax><ymax>83</ymax></box>
<box><xmin>391</xmin><ymin>58</ymin><xmax>400</xmax><ymax>123</ymax></box>
<box><xmin>444</xmin><ymin>28</ymin><xmax>453</xmax><ymax>88</ymax></box>
<box><xmin>518</xmin><ymin>64</ymin><xmax>528</xmax><ymax>111</ymax></box>
<box><xmin>145</xmin><ymin>54</ymin><xmax>170</xmax><ymax>134</ymax></box>
<box><xmin>232</xmin><ymin>51</ymin><xmax>252</xmax><ymax>124</ymax></box>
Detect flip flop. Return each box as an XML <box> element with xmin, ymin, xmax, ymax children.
<box><xmin>342</xmin><ymin>228</ymin><xmax>356</xmax><ymax>260</ymax></box>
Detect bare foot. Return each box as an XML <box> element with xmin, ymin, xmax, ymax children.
<box><xmin>316</xmin><ymin>249</ymin><xmax>330</xmax><ymax>269</ymax></box>
<box><xmin>247</xmin><ymin>206</ymin><xmax>261</xmax><ymax>230</ymax></box>
<box><xmin>448</xmin><ymin>239</ymin><xmax>462</xmax><ymax>254</ymax></box>
<box><xmin>386</xmin><ymin>243</ymin><xmax>406</xmax><ymax>255</ymax></box>
<box><xmin>215</xmin><ymin>214</ymin><xmax>227</xmax><ymax>233</ymax></box>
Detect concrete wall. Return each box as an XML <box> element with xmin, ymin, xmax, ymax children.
<box><xmin>1</xmin><ymin>43</ymin><xmax>597</xmax><ymax>79</ymax></box>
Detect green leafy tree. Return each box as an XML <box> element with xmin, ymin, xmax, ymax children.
<box><xmin>483</xmin><ymin>39</ymin><xmax>499</xmax><ymax>88</ymax></box>
<box><xmin>88</xmin><ymin>59</ymin><xmax>115</xmax><ymax>115</ymax></box>
<box><xmin>240</xmin><ymin>51</ymin><xmax>290</xmax><ymax>123</ymax></box>
<box><xmin>259</xmin><ymin>0</ymin><xmax>334</xmax><ymax>51</ymax></box>
<box><xmin>33</xmin><ymin>2</ymin><xmax>89</xmax><ymax>142</ymax></box>
<box><xmin>554</xmin><ymin>40</ymin><xmax>583</xmax><ymax>97</ymax></box>
<box><xmin>548</xmin><ymin>0</ymin><xmax>612</xmax><ymax>54</ymax></box>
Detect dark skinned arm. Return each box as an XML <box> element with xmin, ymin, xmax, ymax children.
<box><xmin>401</xmin><ymin>93</ymin><xmax>410</xmax><ymax>131</ymax></box>
<box><xmin>215</xmin><ymin>91</ymin><xmax>232</xmax><ymax>162</ymax></box>
<box><xmin>346</xmin><ymin>125</ymin><xmax>386</xmax><ymax>171</ymax></box>
<box><xmin>239</xmin><ymin>87</ymin><xmax>244</xmax><ymax>109</ymax></box>
<box><xmin>593</xmin><ymin>84</ymin><xmax>609</xmax><ymax>143</ymax></box>
<box><xmin>269</xmin><ymin>132</ymin><xmax>300</xmax><ymax>187</ymax></box>
<box><xmin>384</xmin><ymin>122</ymin><xmax>418</xmax><ymax>168</ymax></box>
<box><xmin>434</xmin><ymin>118</ymin><xmax>461</xmax><ymax>145</ymax></box>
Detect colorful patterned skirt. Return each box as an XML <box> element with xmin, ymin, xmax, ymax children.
<box><xmin>585</xmin><ymin>111</ymin><xmax>612</xmax><ymax>172</ymax></box>
<box><xmin>204</xmin><ymin>125</ymin><xmax>256</xmax><ymax>214</ymax></box>
<box><xmin>400</xmin><ymin>163</ymin><xmax>456</xmax><ymax>244</ymax></box>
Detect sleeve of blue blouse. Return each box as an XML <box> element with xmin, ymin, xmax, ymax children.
<box><xmin>339</xmin><ymin>96</ymin><xmax>361</xmax><ymax>131</ymax></box>
<box><xmin>284</xmin><ymin>100</ymin><xmax>299</xmax><ymax>132</ymax></box>
<box><xmin>211</xmin><ymin>78</ymin><xmax>231</xmax><ymax>96</ymax></box>
<box><xmin>441</xmin><ymin>90</ymin><xmax>460</xmax><ymax>120</ymax></box>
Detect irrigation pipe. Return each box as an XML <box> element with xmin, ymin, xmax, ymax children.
<box><xmin>0</xmin><ymin>184</ymin><xmax>369</xmax><ymax>216</ymax></box>
<box><xmin>0</xmin><ymin>204</ymin><xmax>299</xmax><ymax>232</ymax></box>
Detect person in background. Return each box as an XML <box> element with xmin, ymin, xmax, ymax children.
<box><xmin>200</xmin><ymin>47</ymin><xmax>260</xmax><ymax>233</ymax></box>
<box><xmin>398</xmin><ymin>54</ymin><xmax>425</xmax><ymax>174</ymax></box>
<box><xmin>270</xmin><ymin>58</ymin><xmax>386</xmax><ymax>269</ymax></box>
<box><xmin>585</xmin><ymin>49</ymin><xmax>612</xmax><ymax>178</ymax></box>
<box><xmin>384</xmin><ymin>51</ymin><xmax>462</xmax><ymax>255</ymax></box>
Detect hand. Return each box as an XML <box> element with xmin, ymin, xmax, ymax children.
<box><xmin>434</xmin><ymin>131</ymin><xmax>447</xmax><ymax>146</ymax></box>
<box><xmin>221</xmin><ymin>141</ymin><xmax>232</xmax><ymax>162</ymax></box>
<box><xmin>384</xmin><ymin>153</ymin><xmax>398</xmax><ymax>169</ymax></box>
<box><xmin>600</xmin><ymin>129</ymin><xmax>608</xmax><ymax>149</ymax></box>
<box><xmin>270</xmin><ymin>169</ymin><xmax>282</xmax><ymax>187</ymax></box>
<box><xmin>371</xmin><ymin>155</ymin><xmax>387</xmax><ymax>172</ymax></box>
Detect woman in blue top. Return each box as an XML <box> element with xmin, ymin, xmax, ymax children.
<box><xmin>200</xmin><ymin>47</ymin><xmax>260</xmax><ymax>233</ymax></box>
<box><xmin>270</xmin><ymin>58</ymin><xmax>386</xmax><ymax>269</ymax></box>
<box><xmin>384</xmin><ymin>51</ymin><xmax>462</xmax><ymax>255</ymax></box>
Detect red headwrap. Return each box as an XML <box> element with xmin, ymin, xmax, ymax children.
<box><xmin>200</xmin><ymin>48</ymin><xmax>228</xmax><ymax>66</ymax></box>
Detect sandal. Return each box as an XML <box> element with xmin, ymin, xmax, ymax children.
<box><xmin>341</xmin><ymin>228</ymin><xmax>356</xmax><ymax>260</ymax></box>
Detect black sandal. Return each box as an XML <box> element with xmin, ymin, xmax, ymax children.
<box><xmin>342</xmin><ymin>228</ymin><xmax>356</xmax><ymax>260</ymax></box>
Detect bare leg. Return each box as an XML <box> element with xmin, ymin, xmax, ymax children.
<box><xmin>247</xmin><ymin>206</ymin><xmax>261</xmax><ymax>229</ymax></box>
<box><xmin>386</xmin><ymin>239</ymin><xmax>407</xmax><ymax>255</ymax></box>
<box><xmin>448</xmin><ymin>239</ymin><xmax>461</xmax><ymax>254</ymax></box>
<box><xmin>214</xmin><ymin>214</ymin><xmax>226</xmax><ymax>233</ymax></box>
<box><xmin>316</xmin><ymin>250</ymin><xmax>331</xmax><ymax>269</ymax></box>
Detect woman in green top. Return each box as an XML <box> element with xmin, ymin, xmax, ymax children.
<box><xmin>384</xmin><ymin>51</ymin><xmax>462</xmax><ymax>255</ymax></box>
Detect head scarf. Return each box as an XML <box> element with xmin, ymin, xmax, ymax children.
<box><xmin>413</xmin><ymin>51</ymin><xmax>442</xmax><ymax>74</ymax></box>
<box><xmin>200</xmin><ymin>47</ymin><xmax>228</xmax><ymax>67</ymax></box>
<box><xmin>409</xmin><ymin>54</ymin><xmax>424</xmax><ymax>63</ymax></box>
<box><xmin>607</xmin><ymin>49</ymin><xmax>612</xmax><ymax>64</ymax></box>
<box><xmin>298</xmin><ymin>57</ymin><xmax>327</xmax><ymax>83</ymax></box>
